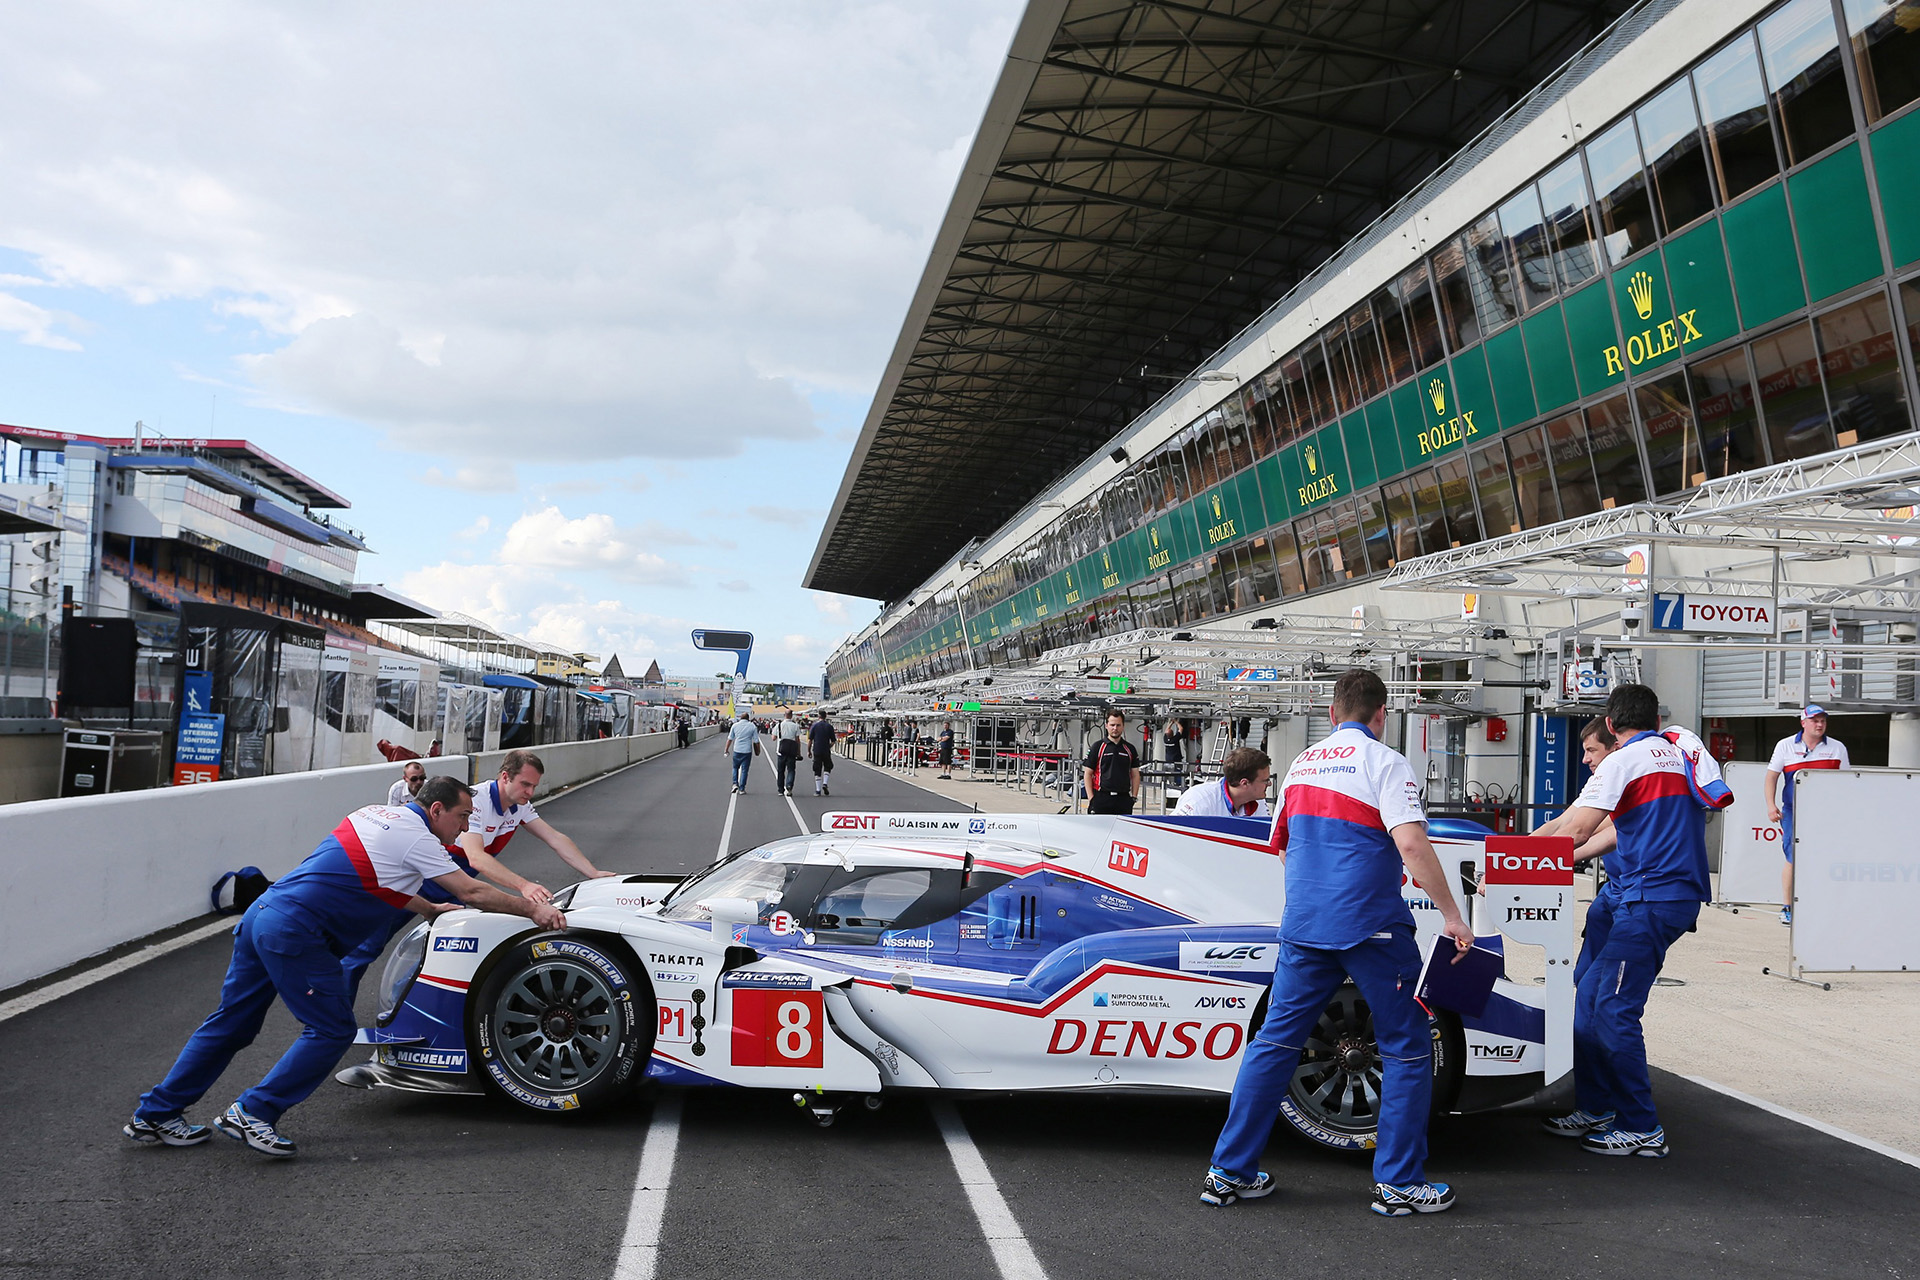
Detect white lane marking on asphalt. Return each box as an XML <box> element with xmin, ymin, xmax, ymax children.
<box><xmin>932</xmin><ymin>1101</ymin><xmax>1049</xmax><ymax>1280</ymax></box>
<box><xmin>762</xmin><ymin>746</ymin><xmax>810</xmax><ymax>835</ymax></box>
<box><xmin>717</xmin><ymin>782</ymin><xmax>737</xmax><ymax>859</ymax></box>
<box><xmin>1680</xmin><ymin>1073</ymin><xmax>1920</xmax><ymax>1170</ymax></box>
<box><xmin>0</xmin><ymin>919</ymin><xmax>234</xmax><ymax>1024</ymax></box>
<box><xmin>612</xmin><ymin>1093</ymin><xmax>684</xmax><ymax>1280</ymax></box>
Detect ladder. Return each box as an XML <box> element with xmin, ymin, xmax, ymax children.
<box><xmin>1205</xmin><ymin>721</ymin><xmax>1232</xmax><ymax>767</ymax></box>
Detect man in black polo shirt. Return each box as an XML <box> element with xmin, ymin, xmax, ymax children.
<box><xmin>1082</xmin><ymin>709</ymin><xmax>1142</xmax><ymax>815</ymax></box>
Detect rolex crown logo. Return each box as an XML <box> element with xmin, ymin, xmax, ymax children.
<box><xmin>1211</xmin><ymin>494</ymin><xmax>1223</xmax><ymax>518</ymax></box>
<box><xmin>1150</xmin><ymin>528</ymin><xmax>1160</xmax><ymax>547</ymax></box>
<box><xmin>1427</xmin><ymin>378</ymin><xmax>1446</xmax><ymax>415</ymax></box>
<box><xmin>1304</xmin><ymin>444</ymin><xmax>1318</xmax><ymax>475</ymax></box>
<box><xmin>1628</xmin><ymin>269</ymin><xmax>1655</xmax><ymax>320</ymax></box>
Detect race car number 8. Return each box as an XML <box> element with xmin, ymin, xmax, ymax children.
<box><xmin>775</xmin><ymin>1000</ymin><xmax>813</xmax><ymax>1060</ymax></box>
<box><xmin>729</xmin><ymin>989</ymin><xmax>825</xmax><ymax>1069</ymax></box>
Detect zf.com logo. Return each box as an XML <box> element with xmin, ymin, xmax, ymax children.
<box><xmin>432</xmin><ymin>936</ymin><xmax>479</xmax><ymax>952</ymax></box>
<box><xmin>969</xmin><ymin>819</ymin><xmax>987</xmax><ymax>834</ymax></box>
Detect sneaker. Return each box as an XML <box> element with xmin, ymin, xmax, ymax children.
<box><xmin>729</xmin><ymin>785</ymin><xmax>738</xmax><ymax>794</ymax></box>
<box><xmin>1541</xmin><ymin>1108</ymin><xmax>1616</xmax><ymax>1138</ymax></box>
<box><xmin>1371</xmin><ymin>1182</ymin><xmax>1455</xmax><ymax>1216</ymax></box>
<box><xmin>123</xmin><ymin>1114</ymin><xmax>211</xmax><ymax>1147</ymax></box>
<box><xmin>821</xmin><ymin>785</ymin><xmax>829</xmax><ymax>796</ymax></box>
<box><xmin>214</xmin><ymin>1103</ymin><xmax>296</xmax><ymax>1158</ymax></box>
<box><xmin>1780</xmin><ymin>907</ymin><xmax>1792</xmax><ymax>924</ymax></box>
<box><xmin>1199</xmin><ymin>1168</ymin><xmax>1274</xmax><ymax>1206</ymax></box>
<box><xmin>1583</xmin><ymin>1125</ymin><xmax>1669</xmax><ymax>1158</ymax></box>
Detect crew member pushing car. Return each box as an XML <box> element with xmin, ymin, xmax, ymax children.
<box><xmin>1202</xmin><ymin>669</ymin><xmax>1472</xmax><ymax>1216</ymax></box>
<box><xmin>124</xmin><ymin>778</ymin><xmax>565</xmax><ymax>1158</ymax></box>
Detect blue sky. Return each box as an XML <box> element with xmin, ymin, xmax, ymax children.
<box><xmin>0</xmin><ymin>1</ymin><xmax>1023</xmax><ymax>685</ymax></box>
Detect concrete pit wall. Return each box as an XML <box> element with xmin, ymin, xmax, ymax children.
<box><xmin>0</xmin><ymin>725</ymin><xmax>719</xmax><ymax>993</ymax></box>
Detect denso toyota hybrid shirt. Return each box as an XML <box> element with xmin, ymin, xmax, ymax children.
<box><xmin>1271</xmin><ymin>722</ymin><xmax>1426</xmax><ymax>949</ymax></box>
<box><xmin>469</xmin><ymin>779</ymin><xmax>539</xmax><ymax>855</ymax></box>
<box><xmin>264</xmin><ymin>803</ymin><xmax>458</xmax><ymax>949</ymax></box>
<box><xmin>1572</xmin><ymin>731</ymin><xmax>1715</xmax><ymax>903</ymax></box>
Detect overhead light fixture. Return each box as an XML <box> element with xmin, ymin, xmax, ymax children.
<box><xmin>1464</xmin><ymin>572</ymin><xmax>1519</xmax><ymax>586</ymax></box>
<box><xmin>1250</xmin><ymin>617</ymin><xmax>1279</xmax><ymax>630</ymax></box>
<box><xmin>1568</xmin><ymin>549</ymin><xmax>1632</xmax><ymax>568</ymax></box>
<box><xmin>1840</xmin><ymin>486</ymin><xmax>1920</xmax><ymax>508</ymax></box>
<box><xmin>1783</xmin><ymin>547</ymin><xmax>1849</xmax><ymax>562</ymax></box>
<box><xmin>1558</xmin><ymin>584</ymin><xmax>1609</xmax><ymax>599</ymax></box>
<box><xmin>1109</xmin><ymin>447</ymin><xmax>1130</xmax><ymax>464</ymax></box>
<box><xmin>1171</xmin><ymin>631</ymin><xmax>1193</xmax><ymax>642</ymax></box>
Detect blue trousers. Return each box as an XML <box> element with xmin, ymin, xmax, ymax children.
<box><xmin>136</xmin><ymin>901</ymin><xmax>358</xmax><ymax>1125</ymax></box>
<box><xmin>731</xmin><ymin>751</ymin><xmax>752</xmax><ymax>790</ymax></box>
<box><xmin>1573</xmin><ymin>890</ymin><xmax>1617</xmax><ymax>986</ymax></box>
<box><xmin>1572</xmin><ymin>898</ymin><xmax>1698</xmax><ymax>1132</ymax></box>
<box><xmin>1211</xmin><ymin>926</ymin><xmax>1432</xmax><ymax>1187</ymax></box>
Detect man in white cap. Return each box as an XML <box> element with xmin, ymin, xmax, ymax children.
<box><xmin>1764</xmin><ymin>705</ymin><xmax>1848</xmax><ymax>924</ymax></box>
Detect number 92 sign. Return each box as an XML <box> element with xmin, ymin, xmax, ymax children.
<box><xmin>729</xmin><ymin>989</ymin><xmax>824</xmax><ymax>1068</ymax></box>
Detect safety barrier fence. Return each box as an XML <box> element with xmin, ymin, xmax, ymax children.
<box><xmin>0</xmin><ymin>724</ymin><xmax>719</xmax><ymax>993</ymax></box>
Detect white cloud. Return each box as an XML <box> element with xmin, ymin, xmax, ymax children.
<box><xmin>747</xmin><ymin>504</ymin><xmax>826</xmax><ymax>530</ymax></box>
<box><xmin>811</xmin><ymin>591</ymin><xmax>857</xmax><ymax>621</ymax></box>
<box><xmin>0</xmin><ymin>1</ymin><xmax>1023</xmax><ymax>460</ymax></box>
<box><xmin>0</xmin><ymin>291</ymin><xmax>81</xmax><ymax>350</ymax></box>
<box><xmin>453</xmin><ymin>515</ymin><xmax>490</xmax><ymax>540</ymax></box>
<box><xmin>494</xmin><ymin>505</ymin><xmax>693</xmax><ymax>586</ymax></box>
<box><xmin>421</xmin><ymin>463</ymin><xmax>518</xmax><ymax>494</ymax></box>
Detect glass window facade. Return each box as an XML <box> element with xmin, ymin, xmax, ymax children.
<box><xmin>841</xmin><ymin>0</ymin><xmax>1920</xmax><ymax>693</ymax></box>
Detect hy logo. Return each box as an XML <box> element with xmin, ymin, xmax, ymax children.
<box><xmin>1628</xmin><ymin>270</ymin><xmax>1656</xmax><ymax>320</ymax></box>
<box><xmin>1426</xmin><ymin>378</ymin><xmax>1447</xmax><ymax>415</ymax></box>
<box><xmin>1304</xmin><ymin>443</ymin><xmax>1319</xmax><ymax>476</ymax></box>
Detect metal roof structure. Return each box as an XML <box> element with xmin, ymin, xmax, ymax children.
<box><xmin>808</xmin><ymin>0</ymin><xmax>1636</xmax><ymax>601</ymax></box>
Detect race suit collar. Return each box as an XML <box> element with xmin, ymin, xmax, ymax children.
<box><xmin>490</xmin><ymin>778</ymin><xmax>519</xmax><ymax>815</ymax></box>
<box><xmin>1335</xmin><ymin>720</ymin><xmax>1377</xmax><ymax>740</ymax></box>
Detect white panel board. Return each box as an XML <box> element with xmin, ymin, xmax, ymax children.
<box><xmin>1791</xmin><ymin>769</ymin><xmax>1920</xmax><ymax>973</ymax></box>
<box><xmin>1717</xmin><ymin>760</ymin><xmax>1785</xmax><ymax>906</ymax></box>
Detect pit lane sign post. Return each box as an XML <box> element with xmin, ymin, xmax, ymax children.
<box><xmin>691</xmin><ymin>629</ymin><xmax>754</xmax><ymax>719</ymax></box>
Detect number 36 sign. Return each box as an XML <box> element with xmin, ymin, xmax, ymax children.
<box><xmin>730</xmin><ymin>989</ymin><xmax>824</xmax><ymax>1068</ymax></box>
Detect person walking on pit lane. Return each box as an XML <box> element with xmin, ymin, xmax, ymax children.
<box><xmin>1534</xmin><ymin>683</ymin><xmax>1731</xmax><ymax>1158</ymax></box>
<box><xmin>809</xmin><ymin>711</ymin><xmax>836</xmax><ymax>796</ymax></box>
<box><xmin>1082</xmin><ymin>709</ymin><xmax>1142</xmax><ymax>815</ymax></box>
<box><xmin>1202</xmin><ymin>669</ymin><xmax>1473</xmax><ymax>1216</ymax></box>
<box><xmin>125</xmin><ymin>777</ymin><xmax>566</xmax><ymax>1158</ymax></box>
<box><xmin>1764</xmin><ymin>705</ymin><xmax>1848</xmax><ymax>924</ymax></box>
<box><xmin>774</xmin><ymin>709</ymin><xmax>804</xmax><ymax>796</ymax></box>
<box><xmin>386</xmin><ymin>759</ymin><xmax>425</xmax><ymax>808</ymax></box>
<box><xmin>1173</xmin><ymin>746</ymin><xmax>1272</xmax><ymax>818</ymax></box>
<box><xmin>726</xmin><ymin>709</ymin><xmax>759</xmax><ymax>794</ymax></box>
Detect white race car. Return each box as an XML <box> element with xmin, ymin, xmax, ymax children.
<box><xmin>339</xmin><ymin>812</ymin><xmax>1576</xmax><ymax>1150</ymax></box>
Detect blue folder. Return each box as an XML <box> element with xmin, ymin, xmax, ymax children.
<box><xmin>1416</xmin><ymin>933</ymin><xmax>1504</xmax><ymax>1018</ymax></box>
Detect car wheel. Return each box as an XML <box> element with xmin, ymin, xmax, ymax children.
<box><xmin>470</xmin><ymin>934</ymin><xmax>652</xmax><ymax>1114</ymax></box>
<box><xmin>1275</xmin><ymin>981</ymin><xmax>1464</xmax><ymax>1153</ymax></box>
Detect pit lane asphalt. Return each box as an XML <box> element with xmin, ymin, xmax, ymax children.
<box><xmin>3</xmin><ymin>748</ymin><xmax>1916</xmax><ymax>1280</ymax></box>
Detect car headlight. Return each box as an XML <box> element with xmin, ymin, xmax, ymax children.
<box><xmin>552</xmin><ymin>883</ymin><xmax>579</xmax><ymax>911</ymax></box>
<box><xmin>377</xmin><ymin>917</ymin><xmax>433</xmax><ymax>1024</ymax></box>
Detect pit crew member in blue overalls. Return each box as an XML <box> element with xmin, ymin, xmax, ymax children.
<box><xmin>124</xmin><ymin>777</ymin><xmax>566</xmax><ymax>1157</ymax></box>
<box><xmin>1173</xmin><ymin>747</ymin><xmax>1272</xmax><ymax>818</ymax></box>
<box><xmin>340</xmin><ymin>748</ymin><xmax>611</xmax><ymax>998</ymax></box>
<box><xmin>1765</xmin><ymin>705</ymin><xmax>1847</xmax><ymax>924</ymax></box>
<box><xmin>1534</xmin><ymin>684</ymin><xmax>1731</xmax><ymax>1158</ymax></box>
<box><xmin>1203</xmin><ymin>669</ymin><xmax>1473</xmax><ymax>1216</ymax></box>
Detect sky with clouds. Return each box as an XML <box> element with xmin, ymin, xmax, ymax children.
<box><xmin>0</xmin><ymin>0</ymin><xmax>1024</xmax><ymax>684</ymax></box>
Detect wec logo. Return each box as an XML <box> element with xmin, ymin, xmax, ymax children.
<box><xmin>830</xmin><ymin>814</ymin><xmax>877</xmax><ymax>831</ymax></box>
<box><xmin>1108</xmin><ymin>842</ymin><xmax>1149</xmax><ymax>876</ymax></box>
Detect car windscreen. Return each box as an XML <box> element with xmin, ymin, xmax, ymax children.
<box><xmin>658</xmin><ymin>857</ymin><xmax>821</xmax><ymax>922</ymax></box>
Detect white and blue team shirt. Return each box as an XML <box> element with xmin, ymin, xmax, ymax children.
<box><xmin>1173</xmin><ymin>777</ymin><xmax>1272</xmax><ymax>819</ymax></box>
<box><xmin>469</xmin><ymin>779</ymin><xmax>540</xmax><ymax>855</ymax></box>
<box><xmin>262</xmin><ymin>804</ymin><xmax>458</xmax><ymax>950</ymax></box>
<box><xmin>1767</xmin><ymin>732</ymin><xmax>1849</xmax><ymax>806</ymax></box>
<box><xmin>1272</xmin><ymin>722</ymin><xmax>1427</xmax><ymax>949</ymax></box>
<box><xmin>1573</xmin><ymin>730</ymin><xmax>1725</xmax><ymax>904</ymax></box>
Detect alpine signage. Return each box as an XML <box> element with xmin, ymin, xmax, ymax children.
<box><xmin>1651</xmin><ymin>593</ymin><xmax>1775</xmax><ymax>635</ymax></box>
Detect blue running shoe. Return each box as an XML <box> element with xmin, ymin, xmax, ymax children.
<box><xmin>1200</xmin><ymin>1168</ymin><xmax>1274</xmax><ymax>1206</ymax></box>
<box><xmin>214</xmin><ymin>1103</ymin><xmax>296</xmax><ymax>1158</ymax></box>
<box><xmin>1371</xmin><ymin>1182</ymin><xmax>1455</xmax><ymax>1216</ymax></box>
<box><xmin>1780</xmin><ymin>907</ymin><xmax>1792</xmax><ymax>924</ymax></box>
<box><xmin>123</xmin><ymin>1114</ymin><xmax>210</xmax><ymax>1147</ymax></box>
<box><xmin>1542</xmin><ymin>1109</ymin><xmax>1616</xmax><ymax>1137</ymax></box>
<box><xmin>1583</xmin><ymin>1125</ymin><xmax>1669</xmax><ymax>1158</ymax></box>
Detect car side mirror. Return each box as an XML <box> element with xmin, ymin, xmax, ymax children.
<box><xmin>701</xmin><ymin>896</ymin><xmax>764</xmax><ymax>925</ymax></box>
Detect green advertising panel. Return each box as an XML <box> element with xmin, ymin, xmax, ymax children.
<box><xmin>1395</xmin><ymin>362</ymin><xmax>1486</xmax><ymax>465</ymax></box>
<box><xmin>1520</xmin><ymin>302</ymin><xmax>1579</xmax><ymax>414</ymax></box>
<box><xmin>1562</xmin><ymin>278</ymin><xmax>1625</xmax><ymax>396</ymax></box>
<box><xmin>1722</xmin><ymin>181</ymin><xmax>1804</xmax><ymax>328</ymax></box>
<box><xmin>1193</xmin><ymin>478</ymin><xmax>1251</xmax><ymax>552</ymax></box>
<box><xmin>1871</xmin><ymin>109</ymin><xmax>1920</xmax><ymax>266</ymax></box>
<box><xmin>1483</xmin><ymin>325</ymin><xmax>1536</xmax><ymax>429</ymax></box>
<box><xmin>1228</xmin><ymin>468</ymin><xmax>1265</xmax><ymax>543</ymax></box>
<box><xmin>1277</xmin><ymin>445</ymin><xmax>1306</xmax><ymax>520</ymax></box>
<box><xmin>1663</xmin><ymin>217</ymin><xmax>1740</xmax><ymax>352</ymax></box>
<box><xmin>1251</xmin><ymin>454</ymin><xmax>1289</xmax><ymax>526</ymax></box>
<box><xmin>1789</xmin><ymin>142</ymin><xmax>1885</xmax><ymax>302</ymax></box>
<box><xmin>1608</xmin><ymin>249</ymin><xmax>1681</xmax><ymax>374</ymax></box>
<box><xmin>1291</xmin><ymin>424</ymin><xmax>1349</xmax><ymax>512</ymax></box>
<box><xmin>1365</xmin><ymin>397</ymin><xmax>1404</xmax><ymax>477</ymax></box>
<box><xmin>1447</xmin><ymin>347</ymin><xmax>1500</xmax><ymax>438</ymax></box>
<box><xmin>1340</xmin><ymin>410</ymin><xmax>1379</xmax><ymax>491</ymax></box>
<box><xmin>1140</xmin><ymin>512</ymin><xmax>1180</xmax><ymax>577</ymax></box>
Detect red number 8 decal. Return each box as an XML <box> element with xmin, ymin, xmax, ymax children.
<box><xmin>730</xmin><ymin>989</ymin><xmax>825</xmax><ymax>1068</ymax></box>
